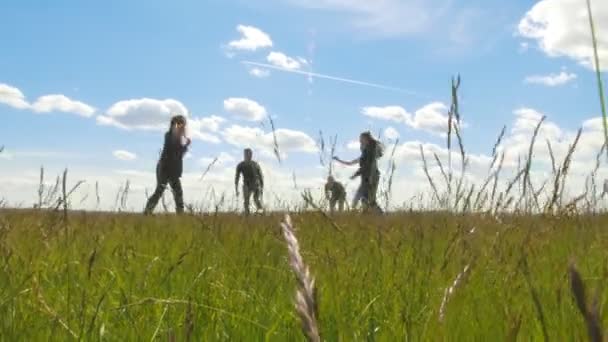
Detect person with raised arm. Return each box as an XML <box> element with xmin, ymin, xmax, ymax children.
<box><xmin>333</xmin><ymin>131</ymin><xmax>383</xmax><ymax>213</ymax></box>
<box><xmin>144</xmin><ymin>115</ymin><xmax>191</xmax><ymax>215</ymax></box>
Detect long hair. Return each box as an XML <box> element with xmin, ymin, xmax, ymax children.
<box><xmin>169</xmin><ymin>115</ymin><xmax>187</xmax><ymax>132</ymax></box>
<box><xmin>361</xmin><ymin>131</ymin><xmax>384</xmax><ymax>158</ymax></box>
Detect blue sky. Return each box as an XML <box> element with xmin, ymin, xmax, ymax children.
<box><xmin>1</xmin><ymin>0</ymin><xmax>607</xmax><ymax>210</ymax></box>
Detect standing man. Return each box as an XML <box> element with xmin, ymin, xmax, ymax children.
<box><xmin>235</xmin><ymin>148</ymin><xmax>264</xmax><ymax>215</ymax></box>
<box><xmin>325</xmin><ymin>175</ymin><xmax>346</xmax><ymax>213</ymax></box>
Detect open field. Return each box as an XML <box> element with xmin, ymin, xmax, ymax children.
<box><xmin>0</xmin><ymin>210</ymin><xmax>606</xmax><ymax>341</ymax></box>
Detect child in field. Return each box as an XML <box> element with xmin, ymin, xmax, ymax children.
<box><xmin>333</xmin><ymin>131</ymin><xmax>383</xmax><ymax>213</ymax></box>
<box><xmin>144</xmin><ymin>115</ymin><xmax>191</xmax><ymax>215</ymax></box>
<box><xmin>325</xmin><ymin>175</ymin><xmax>346</xmax><ymax>213</ymax></box>
<box><xmin>235</xmin><ymin>148</ymin><xmax>264</xmax><ymax>215</ymax></box>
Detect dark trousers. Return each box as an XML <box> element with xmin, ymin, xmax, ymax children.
<box><xmin>329</xmin><ymin>196</ymin><xmax>345</xmax><ymax>213</ymax></box>
<box><xmin>243</xmin><ymin>184</ymin><xmax>263</xmax><ymax>214</ymax></box>
<box><xmin>354</xmin><ymin>172</ymin><xmax>382</xmax><ymax>213</ymax></box>
<box><xmin>144</xmin><ymin>163</ymin><xmax>184</xmax><ymax>214</ymax></box>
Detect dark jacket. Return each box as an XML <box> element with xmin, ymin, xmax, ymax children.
<box><xmin>354</xmin><ymin>141</ymin><xmax>380</xmax><ymax>181</ymax></box>
<box><xmin>158</xmin><ymin>131</ymin><xmax>188</xmax><ymax>178</ymax></box>
<box><xmin>236</xmin><ymin>160</ymin><xmax>264</xmax><ymax>188</ymax></box>
<box><xmin>325</xmin><ymin>181</ymin><xmax>346</xmax><ymax>200</ymax></box>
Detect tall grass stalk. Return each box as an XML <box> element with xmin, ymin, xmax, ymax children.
<box><xmin>586</xmin><ymin>0</ymin><xmax>608</xmax><ymax>159</ymax></box>
<box><xmin>280</xmin><ymin>214</ymin><xmax>320</xmax><ymax>342</ymax></box>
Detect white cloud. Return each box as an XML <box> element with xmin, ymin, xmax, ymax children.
<box><xmin>524</xmin><ymin>71</ymin><xmax>577</xmax><ymax>86</ymax></box>
<box><xmin>362</xmin><ymin>105</ymin><xmax>408</xmax><ymax>122</ymax></box>
<box><xmin>222</xmin><ymin>124</ymin><xmax>317</xmax><ymax>158</ymax></box>
<box><xmin>189</xmin><ymin>115</ymin><xmax>225</xmax><ymax>133</ymax></box>
<box><xmin>267</xmin><ymin>51</ymin><xmax>306</xmax><ymax>70</ymax></box>
<box><xmin>31</xmin><ymin>94</ymin><xmax>96</xmax><ymax>117</ymax></box>
<box><xmin>97</xmin><ymin>98</ymin><xmax>221</xmax><ymax>143</ymax></box>
<box><xmin>283</xmin><ymin>0</ymin><xmax>439</xmax><ymax>37</ymax></box>
<box><xmin>384</xmin><ymin>126</ymin><xmax>400</xmax><ymax>140</ymax></box>
<box><xmin>0</xmin><ymin>83</ymin><xmax>29</xmax><ymax>109</ymax></box>
<box><xmin>346</xmin><ymin>140</ymin><xmax>360</xmax><ymax>150</ymax></box>
<box><xmin>113</xmin><ymin>150</ymin><xmax>137</xmax><ymax>161</ymax></box>
<box><xmin>518</xmin><ymin>0</ymin><xmax>608</xmax><ymax>70</ymax></box>
<box><xmin>227</xmin><ymin>25</ymin><xmax>273</xmax><ymax>51</ymax></box>
<box><xmin>249</xmin><ymin>67</ymin><xmax>271</xmax><ymax>78</ymax></box>
<box><xmin>223</xmin><ymin>97</ymin><xmax>267</xmax><ymax>121</ymax></box>
<box><xmin>0</xmin><ymin>83</ymin><xmax>95</xmax><ymax>117</ymax></box>
<box><xmin>362</xmin><ymin>102</ymin><xmax>451</xmax><ymax>136</ymax></box>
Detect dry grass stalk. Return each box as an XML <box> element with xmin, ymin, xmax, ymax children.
<box><xmin>438</xmin><ymin>263</ymin><xmax>471</xmax><ymax>322</ymax></box>
<box><xmin>521</xmin><ymin>116</ymin><xmax>546</xmax><ymax>211</ymax></box>
<box><xmin>546</xmin><ymin>140</ymin><xmax>557</xmax><ymax>175</ymax></box>
<box><xmin>546</xmin><ymin>128</ymin><xmax>582</xmax><ymax>213</ymax></box>
<box><xmin>95</xmin><ymin>181</ymin><xmax>100</xmax><ymax>209</ymax></box>
<box><xmin>33</xmin><ymin>277</ymin><xmax>78</xmax><ymax>338</ymax></box>
<box><xmin>382</xmin><ymin>139</ymin><xmax>399</xmax><ymax>210</ymax></box>
<box><xmin>420</xmin><ymin>145</ymin><xmax>442</xmax><ymax>206</ymax></box>
<box><xmin>280</xmin><ymin>215</ymin><xmax>320</xmax><ymax>342</ymax></box>
<box><xmin>200</xmin><ymin>157</ymin><xmax>218</xmax><ymax>181</ymax></box>
<box><xmin>268</xmin><ymin>115</ymin><xmax>282</xmax><ymax>164</ymax></box>
<box><xmin>569</xmin><ymin>263</ymin><xmax>603</xmax><ymax>342</ymax></box>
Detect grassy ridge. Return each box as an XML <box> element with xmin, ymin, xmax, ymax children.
<box><xmin>0</xmin><ymin>210</ymin><xmax>606</xmax><ymax>340</ymax></box>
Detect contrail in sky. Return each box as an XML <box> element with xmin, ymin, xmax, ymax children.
<box><xmin>242</xmin><ymin>61</ymin><xmax>427</xmax><ymax>98</ymax></box>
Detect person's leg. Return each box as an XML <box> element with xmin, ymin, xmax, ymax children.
<box><xmin>360</xmin><ymin>180</ymin><xmax>371</xmax><ymax>211</ymax></box>
<box><xmin>338</xmin><ymin>197</ymin><xmax>345</xmax><ymax>212</ymax></box>
<box><xmin>169</xmin><ymin>177</ymin><xmax>184</xmax><ymax>214</ymax></box>
<box><xmin>352</xmin><ymin>184</ymin><xmax>364</xmax><ymax>210</ymax></box>
<box><xmin>253</xmin><ymin>187</ymin><xmax>264</xmax><ymax>212</ymax></box>
<box><xmin>144</xmin><ymin>164</ymin><xmax>168</xmax><ymax>214</ymax></box>
<box><xmin>329</xmin><ymin>198</ymin><xmax>336</xmax><ymax>213</ymax></box>
<box><xmin>243</xmin><ymin>185</ymin><xmax>252</xmax><ymax>215</ymax></box>
<box><xmin>368</xmin><ymin>172</ymin><xmax>383</xmax><ymax>213</ymax></box>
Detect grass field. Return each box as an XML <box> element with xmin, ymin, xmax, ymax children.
<box><xmin>0</xmin><ymin>209</ymin><xmax>606</xmax><ymax>341</ymax></box>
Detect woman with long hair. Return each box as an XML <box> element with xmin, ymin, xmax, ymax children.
<box><xmin>333</xmin><ymin>131</ymin><xmax>383</xmax><ymax>213</ymax></box>
<box><xmin>144</xmin><ymin>114</ymin><xmax>191</xmax><ymax>215</ymax></box>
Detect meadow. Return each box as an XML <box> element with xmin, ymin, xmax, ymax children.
<box><xmin>1</xmin><ymin>2</ymin><xmax>607</xmax><ymax>340</ymax></box>
<box><xmin>0</xmin><ymin>208</ymin><xmax>606</xmax><ymax>341</ymax></box>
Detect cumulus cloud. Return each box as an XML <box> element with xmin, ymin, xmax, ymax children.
<box><xmin>31</xmin><ymin>94</ymin><xmax>96</xmax><ymax>117</ymax></box>
<box><xmin>384</xmin><ymin>126</ymin><xmax>400</xmax><ymax>140</ymax></box>
<box><xmin>0</xmin><ymin>83</ymin><xmax>29</xmax><ymax>109</ymax></box>
<box><xmin>222</xmin><ymin>124</ymin><xmax>317</xmax><ymax>158</ymax></box>
<box><xmin>518</xmin><ymin>0</ymin><xmax>608</xmax><ymax>70</ymax></box>
<box><xmin>227</xmin><ymin>25</ymin><xmax>273</xmax><ymax>51</ymax></box>
<box><xmin>97</xmin><ymin>98</ymin><xmax>221</xmax><ymax>143</ymax></box>
<box><xmin>0</xmin><ymin>83</ymin><xmax>95</xmax><ymax>116</ymax></box>
<box><xmin>223</xmin><ymin>97</ymin><xmax>267</xmax><ymax>121</ymax></box>
<box><xmin>113</xmin><ymin>150</ymin><xmax>137</xmax><ymax>161</ymax></box>
<box><xmin>362</xmin><ymin>102</ymin><xmax>452</xmax><ymax>136</ymax></box>
<box><xmin>524</xmin><ymin>71</ymin><xmax>577</xmax><ymax>86</ymax></box>
<box><xmin>249</xmin><ymin>67</ymin><xmax>271</xmax><ymax>78</ymax></box>
<box><xmin>267</xmin><ymin>51</ymin><xmax>306</xmax><ymax>70</ymax></box>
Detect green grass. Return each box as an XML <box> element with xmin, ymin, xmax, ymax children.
<box><xmin>0</xmin><ymin>210</ymin><xmax>607</xmax><ymax>340</ymax></box>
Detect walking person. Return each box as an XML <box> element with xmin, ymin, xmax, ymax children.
<box><xmin>333</xmin><ymin>131</ymin><xmax>384</xmax><ymax>213</ymax></box>
<box><xmin>235</xmin><ymin>148</ymin><xmax>264</xmax><ymax>215</ymax></box>
<box><xmin>325</xmin><ymin>175</ymin><xmax>346</xmax><ymax>213</ymax></box>
<box><xmin>144</xmin><ymin>115</ymin><xmax>191</xmax><ymax>215</ymax></box>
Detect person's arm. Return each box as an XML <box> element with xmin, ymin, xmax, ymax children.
<box><xmin>333</xmin><ymin>156</ymin><xmax>360</xmax><ymax>166</ymax></box>
<box><xmin>256</xmin><ymin>163</ymin><xmax>264</xmax><ymax>190</ymax></box>
<box><xmin>234</xmin><ymin>164</ymin><xmax>241</xmax><ymax>195</ymax></box>
<box><xmin>180</xmin><ymin>135</ymin><xmax>191</xmax><ymax>152</ymax></box>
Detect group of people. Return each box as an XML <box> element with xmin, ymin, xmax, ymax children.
<box><xmin>143</xmin><ymin>115</ymin><xmax>384</xmax><ymax>215</ymax></box>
